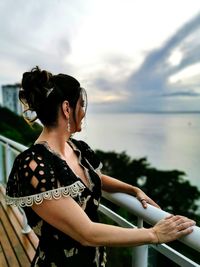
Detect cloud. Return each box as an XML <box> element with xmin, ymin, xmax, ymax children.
<box><xmin>127</xmin><ymin>13</ymin><xmax>200</xmax><ymax>91</ymax></box>
<box><xmin>84</xmin><ymin>12</ymin><xmax>200</xmax><ymax>112</ymax></box>
<box><xmin>93</xmin><ymin>78</ymin><xmax>115</xmax><ymax>92</ymax></box>
<box><xmin>88</xmin><ymin>12</ymin><xmax>200</xmax><ymax>112</ymax></box>
<box><xmin>122</xmin><ymin>12</ymin><xmax>200</xmax><ymax>111</ymax></box>
<box><xmin>0</xmin><ymin>0</ymin><xmax>86</xmax><ymax>83</ymax></box>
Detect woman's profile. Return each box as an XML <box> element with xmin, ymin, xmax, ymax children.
<box><xmin>6</xmin><ymin>66</ymin><xmax>195</xmax><ymax>267</ymax></box>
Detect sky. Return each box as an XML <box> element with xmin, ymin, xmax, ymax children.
<box><xmin>0</xmin><ymin>0</ymin><xmax>200</xmax><ymax>112</ymax></box>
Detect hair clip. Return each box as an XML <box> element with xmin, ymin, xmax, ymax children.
<box><xmin>46</xmin><ymin>87</ymin><xmax>54</xmax><ymax>98</ymax></box>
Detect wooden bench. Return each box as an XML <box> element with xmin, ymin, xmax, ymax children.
<box><xmin>0</xmin><ymin>185</ymin><xmax>38</xmax><ymax>267</ymax></box>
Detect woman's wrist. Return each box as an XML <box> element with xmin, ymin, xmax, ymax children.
<box><xmin>131</xmin><ymin>186</ymin><xmax>142</xmax><ymax>196</ymax></box>
<box><xmin>138</xmin><ymin>228</ymin><xmax>159</xmax><ymax>244</ymax></box>
<box><xmin>149</xmin><ymin>227</ymin><xmax>160</xmax><ymax>244</ymax></box>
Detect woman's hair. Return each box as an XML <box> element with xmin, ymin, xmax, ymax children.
<box><xmin>19</xmin><ymin>66</ymin><xmax>87</xmax><ymax>126</ymax></box>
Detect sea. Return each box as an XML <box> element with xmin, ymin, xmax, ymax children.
<box><xmin>75</xmin><ymin>112</ymin><xmax>200</xmax><ymax>190</ymax></box>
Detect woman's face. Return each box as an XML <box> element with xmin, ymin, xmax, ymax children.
<box><xmin>73</xmin><ymin>94</ymin><xmax>86</xmax><ymax>132</ymax></box>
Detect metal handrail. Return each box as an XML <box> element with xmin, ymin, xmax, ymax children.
<box><xmin>102</xmin><ymin>191</ymin><xmax>200</xmax><ymax>253</ymax></box>
<box><xmin>0</xmin><ymin>134</ymin><xmax>200</xmax><ymax>267</ymax></box>
<box><xmin>99</xmin><ymin>204</ymin><xmax>200</xmax><ymax>267</ymax></box>
<box><xmin>0</xmin><ymin>134</ymin><xmax>27</xmax><ymax>152</ymax></box>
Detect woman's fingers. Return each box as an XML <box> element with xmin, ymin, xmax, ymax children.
<box><xmin>136</xmin><ymin>191</ymin><xmax>160</xmax><ymax>209</ymax></box>
<box><xmin>152</xmin><ymin>215</ymin><xmax>196</xmax><ymax>244</ymax></box>
<box><xmin>140</xmin><ymin>199</ymin><xmax>148</xmax><ymax>208</ymax></box>
<box><xmin>175</xmin><ymin>218</ymin><xmax>196</xmax><ymax>235</ymax></box>
<box><xmin>138</xmin><ymin>197</ymin><xmax>160</xmax><ymax>209</ymax></box>
<box><xmin>176</xmin><ymin>221</ymin><xmax>195</xmax><ymax>231</ymax></box>
<box><xmin>165</xmin><ymin>215</ymin><xmax>195</xmax><ymax>225</ymax></box>
<box><xmin>170</xmin><ymin>215</ymin><xmax>196</xmax><ymax>228</ymax></box>
<box><xmin>177</xmin><ymin>226</ymin><xmax>194</xmax><ymax>237</ymax></box>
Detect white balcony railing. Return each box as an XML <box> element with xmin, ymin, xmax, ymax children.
<box><xmin>0</xmin><ymin>134</ymin><xmax>200</xmax><ymax>267</ymax></box>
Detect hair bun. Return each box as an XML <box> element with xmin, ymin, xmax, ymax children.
<box><xmin>22</xmin><ymin>66</ymin><xmax>52</xmax><ymax>91</ymax></box>
<box><xmin>21</xmin><ymin>66</ymin><xmax>53</xmax><ymax>110</ymax></box>
<box><xmin>39</xmin><ymin>69</ymin><xmax>52</xmax><ymax>87</ymax></box>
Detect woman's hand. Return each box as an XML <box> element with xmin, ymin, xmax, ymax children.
<box><xmin>135</xmin><ymin>189</ymin><xmax>160</xmax><ymax>209</ymax></box>
<box><xmin>151</xmin><ymin>215</ymin><xmax>196</xmax><ymax>244</ymax></box>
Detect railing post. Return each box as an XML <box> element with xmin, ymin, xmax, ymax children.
<box><xmin>19</xmin><ymin>207</ymin><xmax>32</xmax><ymax>234</ymax></box>
<box><xmin>0</xmin><ymin>143</ymin><xmax>4</xmax><ymax>183</ymax></box>
<box><xmin>132</xmin><ymin>218</ymin><xmax>148</xmax><ymax>267</ymax></box>
<box><xmin>5</xmin><ymin>144</ymin><xmax>13</xmax><ymax>183</ymax></box>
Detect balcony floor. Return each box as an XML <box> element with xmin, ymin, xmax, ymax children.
<box><xmin>0</xmin><ymin>185</ymin><xmax>38</xmax><ymax>267</ymax></box>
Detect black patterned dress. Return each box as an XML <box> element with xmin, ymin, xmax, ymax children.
<box><xmin>6</xmin><ymin>138</ymin><xmax>107</xmax><ymax>267</ymax></box>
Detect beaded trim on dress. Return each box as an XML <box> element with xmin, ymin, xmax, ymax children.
<box><xmin>6</xmin><ymin>181</ymin><xmax>85</xmax><ymax>207</ymax></box>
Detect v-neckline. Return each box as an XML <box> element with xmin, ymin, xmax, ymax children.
<box><xmin>33</xmin><ymin>141</ymin><xmax>94</xmax><ymax>192</ymax></box>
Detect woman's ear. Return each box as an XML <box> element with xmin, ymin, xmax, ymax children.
<box><xmin>61</xmin><ymin>101</ymin><xmax>70</xmax><ymax>118</ymax></box>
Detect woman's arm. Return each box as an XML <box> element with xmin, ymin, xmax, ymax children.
<box><xmin>31</xmin><ymin>196</ymin><xmax>195</xmax><ymax>247</ymax></box>
<box><xmin>100</xmin><ymin>174</ymin><xmax>160</xmax><ymax>208</ymax></box>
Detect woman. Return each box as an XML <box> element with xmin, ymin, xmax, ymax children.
<box><xmin>6</xmin><ymin>67</ymin><xmax>195</xmax><ymax>267</ymax></box>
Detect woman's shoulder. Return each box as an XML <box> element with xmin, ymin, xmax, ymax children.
<box><xmin>14</xmin><ymin>143</ymin><xmax>51</xmax><ymax>163</ymax></box>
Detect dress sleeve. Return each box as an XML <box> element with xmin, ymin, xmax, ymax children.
<box><xmin>6</xmin><ymin>147</ymin><xmax>85</xmax><ymax>207</ymax></box>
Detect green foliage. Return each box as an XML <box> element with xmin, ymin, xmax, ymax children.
<box><xmin>0</xmin><ymin>106</ymin><xmax>42</xmax><ymax>146</ymax></box>
<box><xmin>96</xmin><ymin>150</ymin><xmax>200</xmax><ymax>222</ymax></box>
<box><xmin>142</xmin><ymin>168</ymin><xmax>200</xmax><ymax>221</ymax></box>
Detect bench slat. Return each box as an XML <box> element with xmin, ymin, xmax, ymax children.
<box><xmin>0</xmin><ymin>185</ymin><xmax>38</xmax><ymax>266</ymax></box>
<box><xmin>0</xmin><ymin>243</ymin><xmax>9</xmax><ymax>267</ymax></box>
<box><xmin>0</xmin><ymin>205</ymin><xmax>31</xmax><ymax>266</ymax></box>
<box><xmin>0</xmin><ymin>220</ymin><xmax>20</xmax><ymax>267</ymax></box>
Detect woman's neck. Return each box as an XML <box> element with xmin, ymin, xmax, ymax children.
<box><xmin>35</xmin><ymin>127</ymin><xmax>71</xmax><ymax>157</ymax></box>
